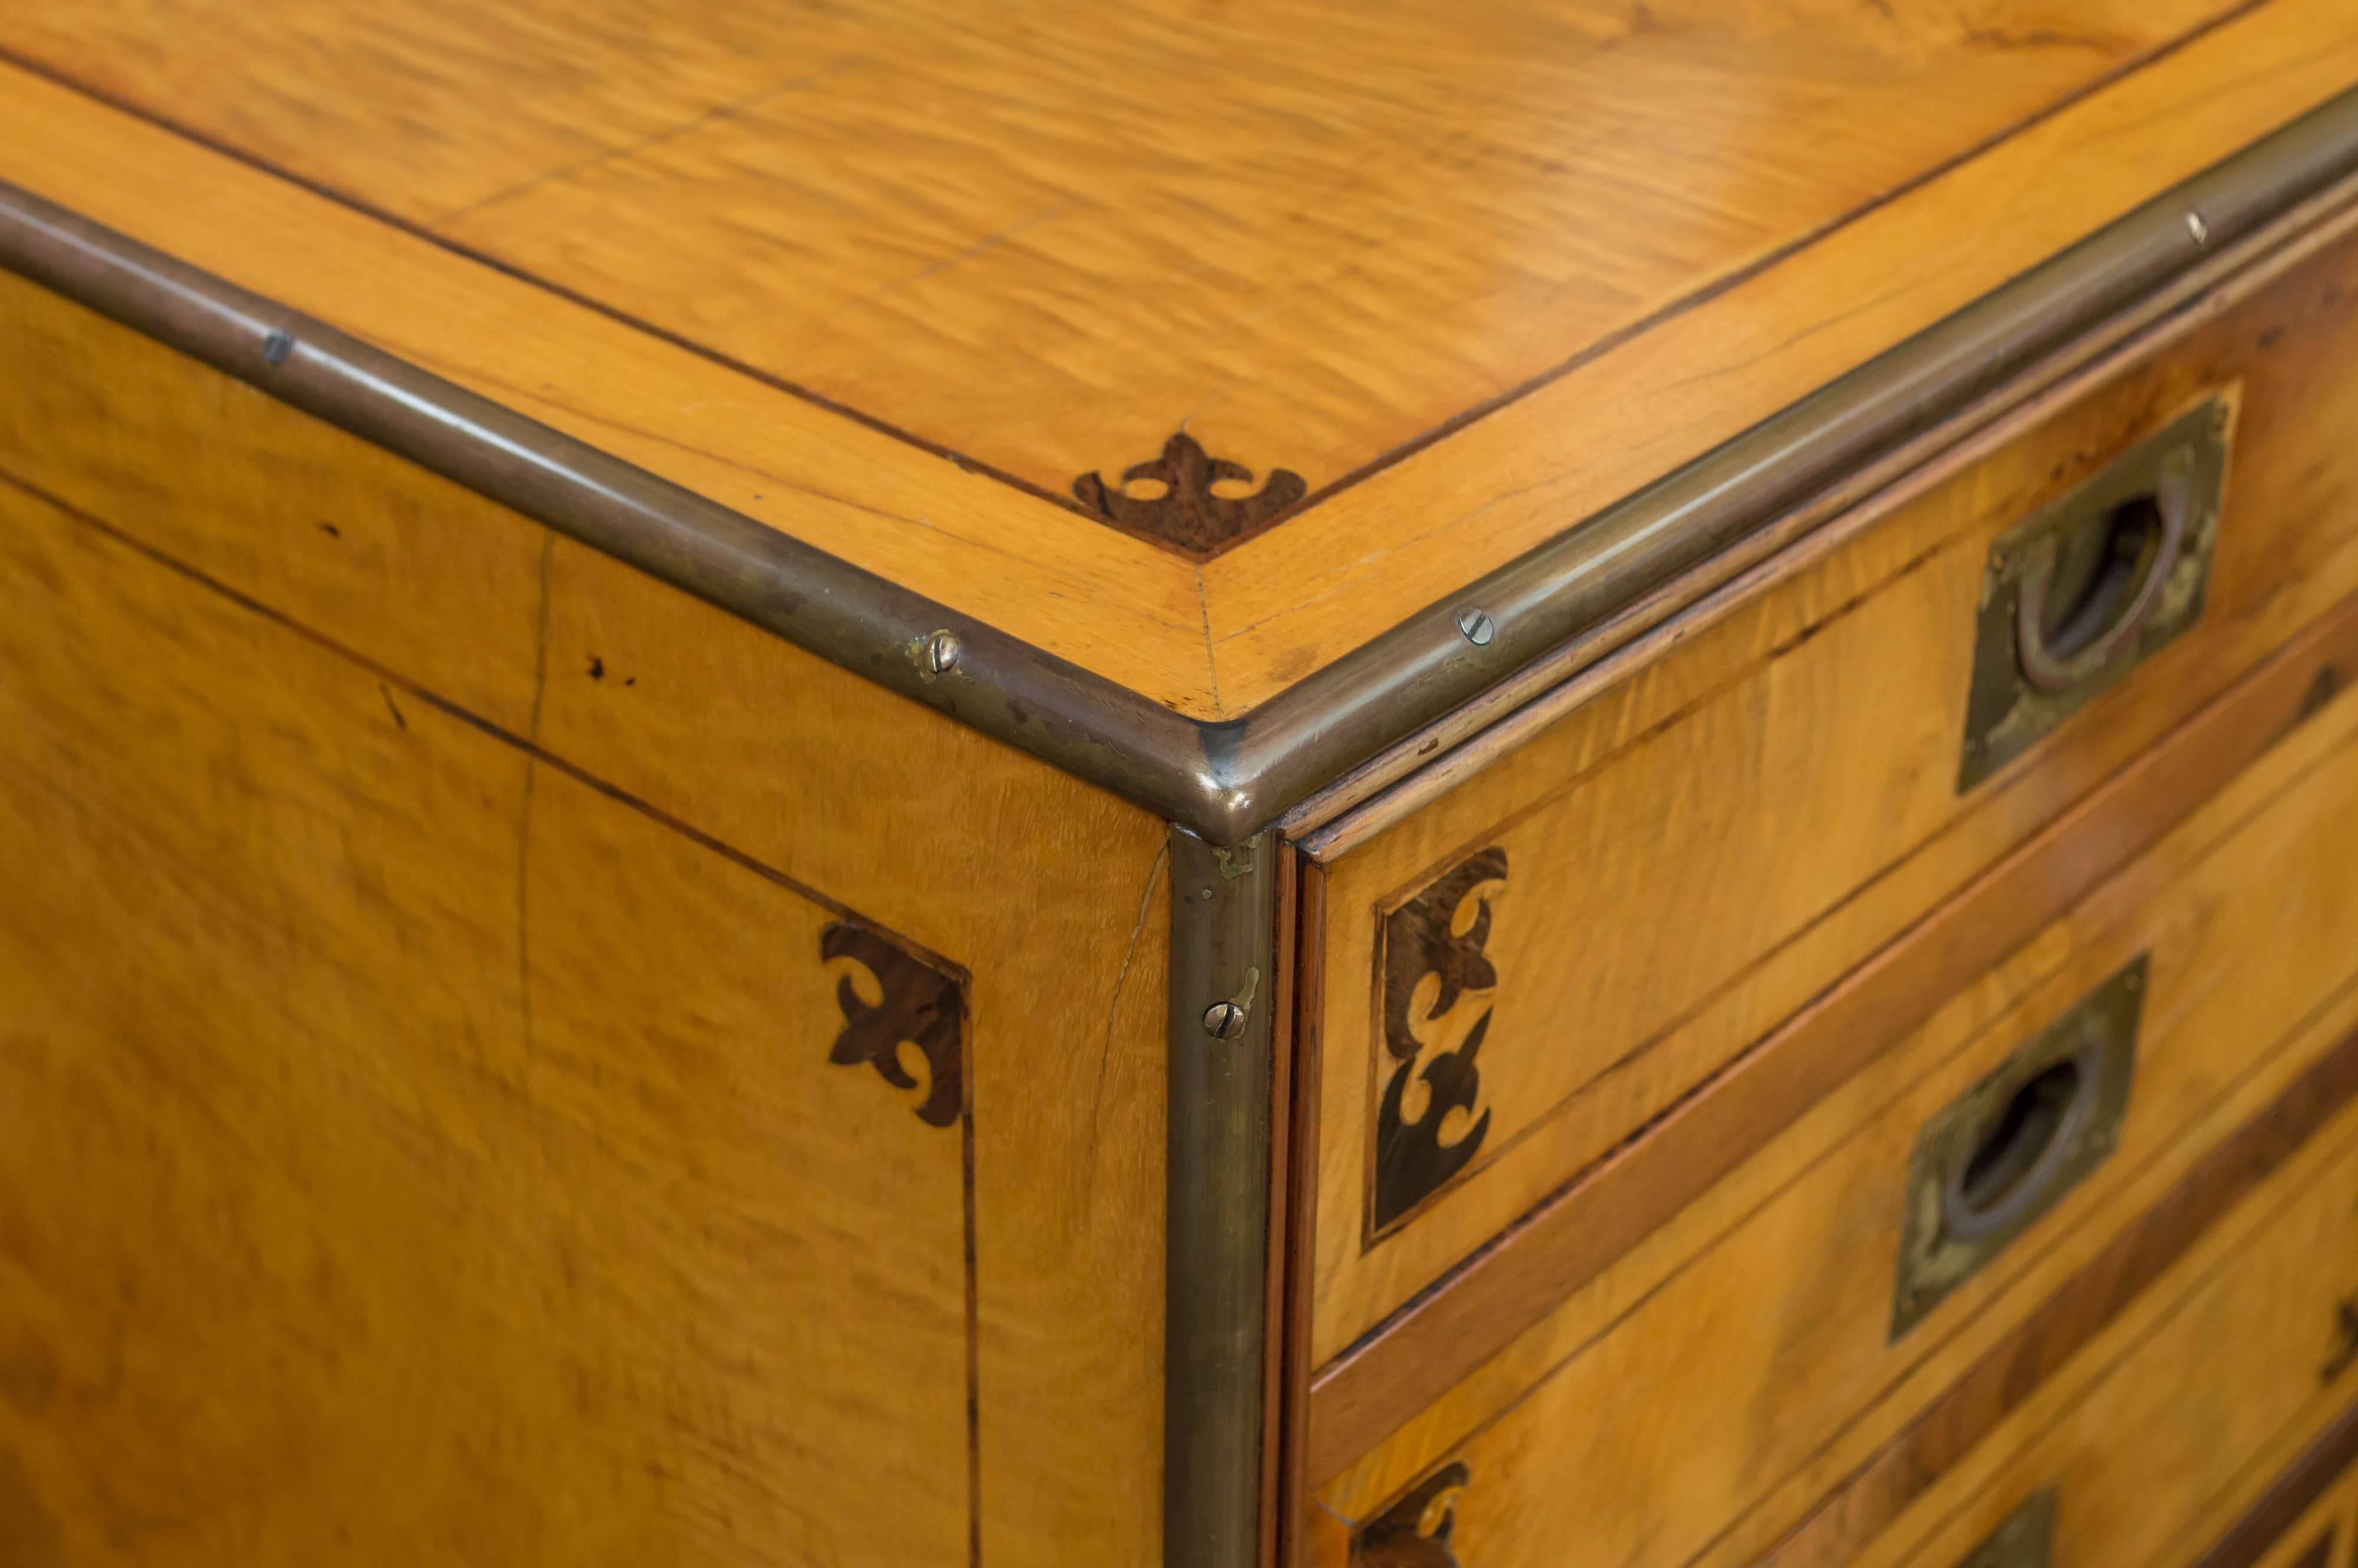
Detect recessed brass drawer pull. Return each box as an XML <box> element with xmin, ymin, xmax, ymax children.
<box><xmin>2014</xmin><ymin>470</ymin><xmax>2191</xmax><ymax>693</ymax></box>
<box><xmin>1959</xmin><ymin>397</ymin><xmax>2231</xmax><ymax>790</ymax></box>
<box><xmin>1893</xmin><ymin>958</ymin><xmax>2144</xmax><ymax>1338</ymax></box>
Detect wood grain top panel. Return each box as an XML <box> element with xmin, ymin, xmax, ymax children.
<box><xmin>432</xmin><ymin>0</ymin><xmax>2240</xmax><ymax>513</ymax></box>
<box><xmin>0</xmin><ymin>0</ymin><xmax>2265</xmax><ymax>513</ymax></box>
<box><xmin>1204</xmin><ymin>0</ymin><xmax>2358</xmax><ymax>709</ymax></box>
<box><xmin>4</xmin><ymin>2</ymin><xmax>2356</xmax><ymax>724</ymax></box>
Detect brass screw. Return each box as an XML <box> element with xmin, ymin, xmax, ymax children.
<box><xmin>923</xmin><ymin>631</ymin><xmax>962</xmax><ymax>674</ymax></box>
<box><xmin>1454</xmin><ymin>607</ymin><xmax>1496</xmax><ymax>647</ymax></box>
<box><xmin>1202</xmin><ymin>1000</ymin><xmax>1249</xmax><ymax>1040</ymax></box>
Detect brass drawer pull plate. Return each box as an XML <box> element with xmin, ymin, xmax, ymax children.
<box><xmin>1955</xmin><ymin>1490</ymin><xmax>2059</xmax><ymax>1568</ymax></box>
<box><xmin>1893</xmin><ymin>957</ymin><xmax>2144</xmax><ymax>1339</ymax></box>
<box><xmin>1959</xmin><ymin>396</ymin><xmax>2229</xmax><ymax>790</ymax></box>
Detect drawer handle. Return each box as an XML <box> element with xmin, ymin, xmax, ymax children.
<box><xmin>1957</xmin><ymin>395</ymin><xmax>2228</xmax><ymax>792</ymax></box>
<box><xmin>2013</xmin><ymin>471</ymin><xmax>2190</xmax><ymax>693</ymax></box>
<box><xmin>1942</xmin><ymin>1046</ymin><xmax>2100</xmax><ymax>1241</ymax></box>
<box><xmin>1892</xmin><ymin>958</ymin><xmax>2143</xmax><ymax>1339</ymax></box>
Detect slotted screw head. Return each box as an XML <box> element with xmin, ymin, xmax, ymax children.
<box><xmin>1202</xmin><ymin>1000</ymin><xmax>1248</xmax><ymax>1040</ymax></box>
<box><xmin>1455</xmin><ymin>607</ymin><xmax>1496</xmax><ymax>647</ymax></box>
<box><xmin>923</xmin><ymin>631</ymin><xmax>962</xmax><ymax>674</ymax></box>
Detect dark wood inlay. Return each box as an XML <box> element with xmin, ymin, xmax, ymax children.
<box><xmin>1308</xmin><ymin>590</ymin><xmax>2358</xmax><ymax>1483</ymax></box>
<box><xmin>1374</xmin><ymin>848</ymin><xmax>1508</xmax><ymax>1238</ymax></box>
<box><xmin>821</xmin><ymin>921</ymin><xmax>965</xmax><ymax>1128</ymax></box>
<box><xmin>1351</xmin><ymin>1462</ymin><xmax>1468</xmax><ymax>1568</ymax></box>
<box><xmin>1072</xmin><ymin>433</ymin><xmax>1306</xmax><ymax>555</ymax></box>
<box><xmin>1750</xmin><ymin>1017</ymin><xmax>2358</xmax><ymax>1568</ymax></box>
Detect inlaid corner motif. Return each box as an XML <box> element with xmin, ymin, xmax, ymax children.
<box><xmin>1071</xmin><ymin>431</ymin><xmax>1306</xmax><ymax>553</ymax></box>
<box><xmin>1352</xmin><ymin>1462</ymin><xmax>1470</xmax><ymax>1568</ymax></box>
<box><xmin>1372</xmin><ymin>848</ymin><xmax>1507</xmax><ymax>1239</ymax></box>
<box><xmin>820</xmin><ymin>921</ymin><xmax>966</xmax><ymax>1128</ymax></box>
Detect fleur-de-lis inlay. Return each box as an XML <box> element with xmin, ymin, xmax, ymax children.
<box><xmin>1072</xmin><ymin>433</ymin><xmax>1306</xmax><ymax>553</ymax></box>
<box><xmin>821</xmin><ymin>922</ymin><xmax>964</xmax><ymax>1128</ymax></box>
<box><xmin>1372</xmin><ymin>849</ymin><xmax>1507</xmax><ymax>1237</ymax></box>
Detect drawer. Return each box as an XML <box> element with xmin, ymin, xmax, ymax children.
<box><xmin>1304</xmin><ymin>219</ymin><xmax>2358</xmax><ymax>1369</ymax></box>
<box><xmin>1309</xmin><ymin>668</ymin><xmax>2358</xmax><ymax>1568</ymax></box>
<box><xmin>1843</xmin><ymin>1106</ymin><xmax>2358</xmax><ymax>1568</ymax></box>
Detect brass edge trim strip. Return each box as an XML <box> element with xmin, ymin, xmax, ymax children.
<box><xmin>0</xmin><ymin>179</ymin><xmax>1221</xmax><ymax>826</ymax></box>
<box><xmin>6</xmin><ymin>88</ymin><xmax>2358</xmax><ymax>846</ymax></box>
<box><xmin>1168</xmin><ymin>826</ymin><xmax>1282</xmax><ymax>1568</ymax></box>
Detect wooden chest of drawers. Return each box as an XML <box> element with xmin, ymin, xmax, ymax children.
<box><xmin>7</xmin><ymin>6</ymin><xmax>2358</xmax><ymax>1568</ymax></box>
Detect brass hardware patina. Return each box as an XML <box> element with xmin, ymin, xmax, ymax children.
<box><xmin>1953</xmin><ymin>1490</ymin><xmax>2059</xmax><ymax>1568</ymax></box>
<box><xmin>1893</xmin><ymin>957</ymin><xmax>2144</xmax><ymax>1339</ymax></box>
<box><xmin>1353</xmin><ymin>1463</ymin><xmax>1469</xmax><ymax>1567</ymax></box>
<box><xmin>1959</xmin><ymin>396</ymin><xmax>2231</xmax><ymax>790</ymax></box>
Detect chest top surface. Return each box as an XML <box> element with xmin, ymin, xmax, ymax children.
<box><xmin>0</xmin><ymin>0</ymin><xmax>2282</xmax><ymax>536</ymax></box>
<box><xmin>3</xmin><ymin>0</ymin><xmax>2357</xmax><ymax>835</ymax></box>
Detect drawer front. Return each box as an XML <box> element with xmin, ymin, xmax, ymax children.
<box><xmin>1307</xmin><ymin>212</ymin><xmax>2358</xmax><ymax>1366</ymax></box>
<box><xmin>1310</xmin><ymin>674</ymin><xmax>2358</xmax><ymax>1568</ymax></box>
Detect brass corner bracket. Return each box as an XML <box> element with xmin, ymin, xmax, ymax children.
<box><xmin>1073</xmin><ymin>432</ymin><xmax>1306</xmax><ymax>553</ymax></box>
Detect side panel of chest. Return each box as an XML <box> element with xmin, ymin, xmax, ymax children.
<box><xmin>0</xmin><ymin>270</ymin><xmax>1173</xmax><ymax>1568</ymax></box>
